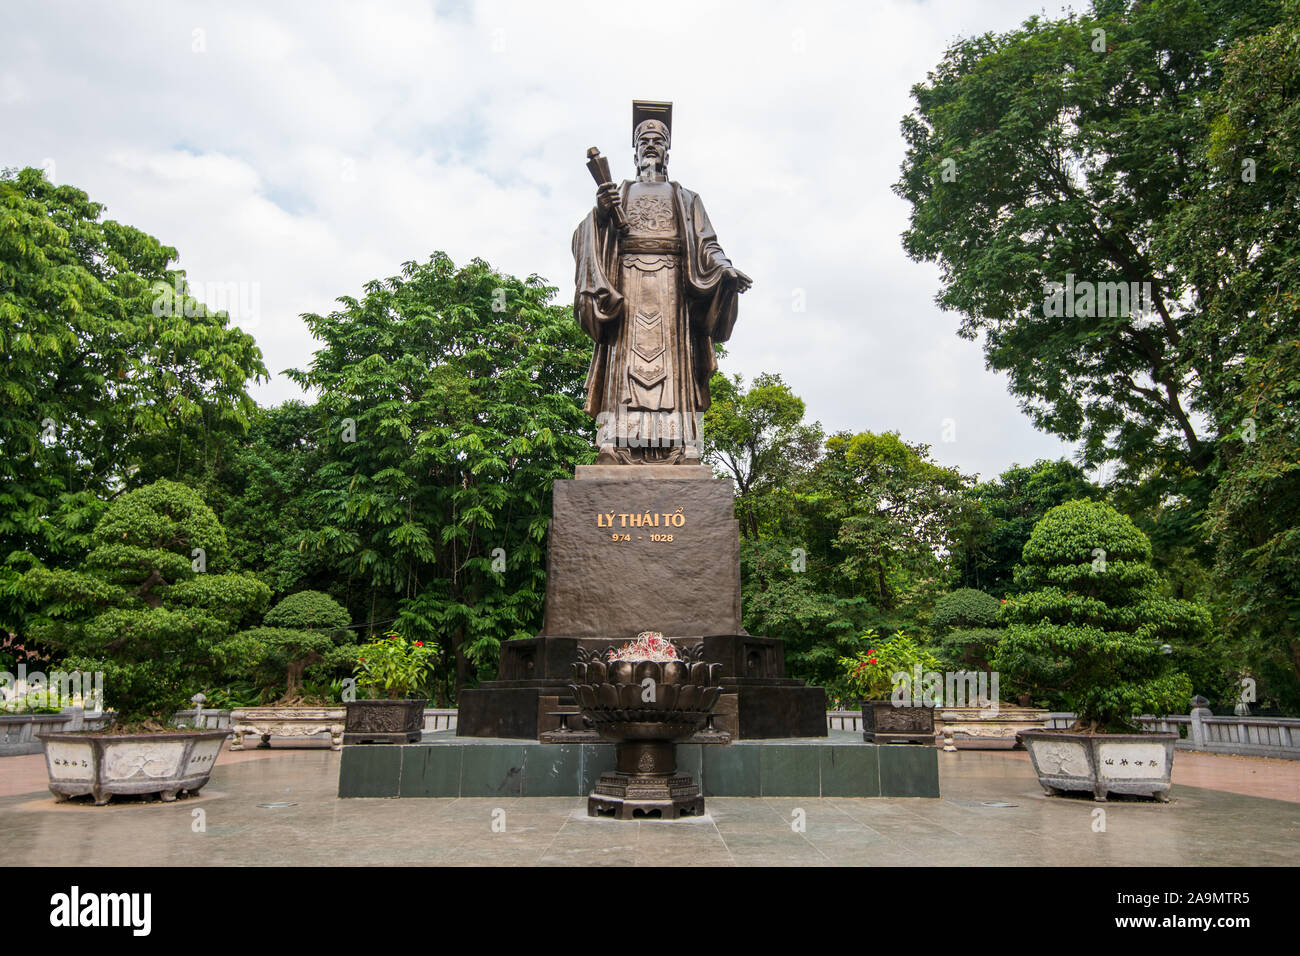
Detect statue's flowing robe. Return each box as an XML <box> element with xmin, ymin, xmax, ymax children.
<box><xmin>572</xmin><ymin>180</ymin><xmax>738</xmax><ymax>460</ymax></box>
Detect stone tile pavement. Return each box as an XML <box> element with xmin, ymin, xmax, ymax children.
<box><xmin>1</xmin><ymin>746</ymin><xmax>1296</xmax><ymax>866</ymax></box>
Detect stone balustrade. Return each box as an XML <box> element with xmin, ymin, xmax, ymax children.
<box><xmin>1050</xmin><ymin>707</ymin><xmax>1300</xmax><ymax>760</ymax></box>
<box><xmin>0</xmin><ymin>707</ymin><xmax>116</xmax><ymax>755</ymax></box>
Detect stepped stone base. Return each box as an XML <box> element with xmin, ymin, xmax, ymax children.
<box><xmin>339</xmin><ymin>730</ymin><xmax>940</xmax><ymax>798</ymax></box>
<box><xmin>457</xmin><ymin>634</ymin><xmax>826</xmax><ymax>740</ymax></box>
<box><xmin>457</xmin><ymin>467</ymin><xmax>827</xmax><ymax>741</ymax></box>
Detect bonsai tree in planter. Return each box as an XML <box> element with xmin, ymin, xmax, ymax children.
<box><xmin>991</xmin><ymin>499</ymin><xmax>1204</xmax><ymax>733</ymax></box>
<box><xmin>229</xmin><ymin>590</ymin><xmax>354</xmax><ymax>702</ymax></box>
<box><xmin>15</xmin><ymin>480</ymin><xmax>268</xmax><ymax>803</ymax></box>
<box><xmin>17</xmin><ymin>479</ymin><xmax>271</xmax><ymax>724</ymax></box>
<box><xmin>345</xmin><ymin>630</ymin><xmax>440</xmax><ymax>743</ymax></box>
<box><xmin>930</xmin><ymin>588</ymin><xmax>1002</xmax><ymax>672</ymax></box>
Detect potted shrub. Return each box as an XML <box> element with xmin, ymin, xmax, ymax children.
<box><xmin>16</xmin><ymin>480</ymin><xmax>266</xmax><ymax>804</ymax></box>
<box><xmin>840</xmin><ymin>633</ymin><xmax>943</xmax><ymax>743</ymax></box>
<box><xmin>994</xmin><ymin>500</ymin><xmax>1205</xmax><ymax>801</ymax></box>
<box><xmin>224</xmin><ymin>591</ymin><xmax>354</xmax><ymax>750</ymax></box>
<box><xmin>345</xmin><ymin>631</ymin><xmax>439</xmax><ymax>744</ymax></box>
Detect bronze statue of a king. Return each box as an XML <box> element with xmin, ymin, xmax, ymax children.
<box><xmin>573</xmin><ymin>100</ymin><xmax>751</xmax><ymax>465</ymax></box>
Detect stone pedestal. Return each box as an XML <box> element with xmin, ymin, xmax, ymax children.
<box><xmin>456</xmin><ymin>467</ymin><xmax>827</xmax><ymax>740</ymax></box>
<box><xmin>590</xmin><ymin>741</ymin><xmax>706</xmax><ymax>820</ymax></box>
<box><xmin>539</xmin><ymin>466</ymin><xmax>744</xmax><ymax>638</ymax></box>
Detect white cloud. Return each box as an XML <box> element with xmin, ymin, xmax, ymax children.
<box><xmin>5</xmin><ymin>0</ymin><xmax>1079</xmax><ymax>481</ymax></box>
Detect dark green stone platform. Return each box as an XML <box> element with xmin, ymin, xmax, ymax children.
<box><xmin>338</xmin><ymin>729</ymin><xmax>939</xmax><ymax>799</ymax></box>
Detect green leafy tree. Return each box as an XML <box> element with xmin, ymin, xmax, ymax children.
<box><xmin>228</xmin><ymin>590</ymin><xmax>354</xmax><ymax>700</ymax></box>
<box><xmin>810</xmin><ymin>431</ymin><xmax>972</xmax><ymax>615</ymax></box>
<box><xmin>739</xmin><ymin>427</ymin><xmax>974</xmax><ymax>687</ymax></box>
<box><xmin>739</xmin><ymin>535</ymin><xmax>874</xmax><ymax>692</ymax></box>
<box><xmin>993</xmin><ymin>499</ymin><xmax>1208</xmax><ymax>730</ymax></box>
<box><xmin>1207</xmin><ymin>337</ymin><xmax>1300</xmax><ymax>711</ymax></box>
<box><xmin>895</xmin><ymin>0</ymin><xmax>1291</xmax><ymax>554</ymax></box>
<box><xmin>15</xmin><ymin>480</ymin><xmax>270</xmax><ymax>721</ymax></box>
<box><xmin>0</xmin><ymin>168</ymin><xmax>266</xmax><ymax>576</ymax></box>
<box><xmin>199</xmin><ymin>400</ymin><xmax>336</xmax><ymax>600</ymax></box>
<box><xmin>1194</xmin><ymin>12</ymin><xmax>1300</xmax><ymax>712</ymax></box>
<box><xmin>289</xmin><ymin>253</ymin><xmax>593</xmax><ymax>700</ymax></box>
<box><xmin>702</xmin><ymin>371</ymin><xmax>823</xmax><ymax>539</ymax></box>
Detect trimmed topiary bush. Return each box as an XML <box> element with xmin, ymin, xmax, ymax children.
<box><xmin>992</xmin><ymin>499</ymin><xmax>1206</xmax><ymax>732</ymax></box>
<box><xmin>931</xmin><ymin>588</ymin><xmax>1001</xmax><ymax>632</ymax></box>
<box><xmin>931</xmin><ymin>589</ymin><xmax>1003</xmax><ymax>671</ymax></box>
<box><xmin>228</xmin><ymin>590</ymin><xmax>355</xmax><ymax>701</ymax></box>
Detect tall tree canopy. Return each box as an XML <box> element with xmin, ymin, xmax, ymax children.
<box><xmin>0</xmin><ymin>167</ymin><xmax>266</xmax><ymax>573</ymax></box>
<box><xmin>1201</xmin><ymin>11</ymin><xmax>1300</xmax><ymax>710</ymax></box>
<box><xmin>895</xmin><ymin>0</ymin><xmax>1291</xmax><ymax>544</ymax></box>
<box><xmin>197</xmin><ymin>400</ymin><xmax>336</xmax><ymax>601</ymax></box>
<box><xmin>703</xmin><ymin>371</ymin><xmax>823</xmax><ymax>540</ymax></box>
<box><xmin>289</xmin><ymin>253</ymin><xmax>593</xmax><ymax>700</ymax></box>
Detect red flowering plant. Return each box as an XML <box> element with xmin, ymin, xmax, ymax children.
<box><xmin>607</xmin><ymin>631</ymin><xmax>678</xmax><ymax>662</ymax></box>
<box><xmin>353</xmin><ymin>630</ymin><xmax>440</xmax><ymax>699</ymax></box>
<box><xmin>839</xmin><ymin>632</ymin><xmax>943</xmax><ymax>702</ymax></box>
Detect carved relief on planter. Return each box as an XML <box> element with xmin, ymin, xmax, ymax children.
<box><xmin>861</xmin><ymin>701</ymin><xmax>935</xmax><ymax>744</ymax></box>
<box><xmin>343</xmin><ymin>699</ymin><xmax>425</xmax><ymax>745</ymax></box>
<box><xmin>933</xmin><ymin>706</ymin><xmax>1049</xmax><ymax>751</ymax></box>
<box><xmin>102</xmin><ymin>741</ymin><xmax>183</xmax><ymax>779</ymax></box>
<box><xmin>229</xmin><ymin>706</ymin><xmax>346</xmax><ymax>751</ymax></box>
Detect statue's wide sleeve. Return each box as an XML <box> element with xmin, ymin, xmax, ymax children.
<box><xmin>572</xmin><ymin>208</ymin><xmax>623</xmax><ymax>340</ymax></box>
<box><xmin>680</xmin><ymin>189</ymin><xmax>739</xmax><ymax>343</ymax></box>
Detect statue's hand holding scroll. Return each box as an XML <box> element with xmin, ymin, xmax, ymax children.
<box><xmin>596</xmin><ymin>182</ymin><xmax>622</xmax><ymax>219</ymax></box>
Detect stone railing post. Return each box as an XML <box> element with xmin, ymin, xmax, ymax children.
<box><xmin>63</xmin><ymin>704</ymin><xmax>85</xmax><ymax>732</ymax></box>
<box><xmin>1188</xmin><ymin>695</ymin><xmax>1211</xmax><ymax>749</ymax></box>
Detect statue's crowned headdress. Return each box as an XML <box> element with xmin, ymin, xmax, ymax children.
<box><xmin>632</xmin><ymin>99</ymin><xmax>673</xmax><ymax>148</ymax></box>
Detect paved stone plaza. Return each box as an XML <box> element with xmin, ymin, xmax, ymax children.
<box><xmin>2</xmin><ymin>746</ymin><xmax>1296</xmax><ymax>866</ymax></box>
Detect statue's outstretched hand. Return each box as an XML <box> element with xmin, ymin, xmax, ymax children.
<box><xmin>726</xmin><ymin>267</ymin><xmax>753</xmax><ymax>293</ymax></box>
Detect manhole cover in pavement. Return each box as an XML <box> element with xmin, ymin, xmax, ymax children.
<box><xmin>256</xmin><ymin>802</ymin><xmax>297</xmax><ymax>808</ymax></box>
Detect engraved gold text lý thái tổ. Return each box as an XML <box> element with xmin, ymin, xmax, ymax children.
<box><xmin>595</xmin><ymin>509</ymin><xmax>686</xmax><ymax>528</ymax></box>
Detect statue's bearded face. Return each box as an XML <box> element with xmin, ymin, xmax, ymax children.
<box><xmin>635</xmin><ymin>128</ymin><xmax>669</xmax><ymax>174</ymax></box>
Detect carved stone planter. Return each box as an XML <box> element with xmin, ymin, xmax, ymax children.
<box><xmin>933</xmin><ymin>705</ymin><xmax>1049</xmax><ymax>751</ymax></box>
<box><xmin>38</xmin><ymin>730</ymin><xmax>227</xmax><ymax>805</ymax></box>
<box><xmin>571</xmin><ymin>646</ymin><xmax>725</xmax><ymax>820</ymax></box>
<box><xmin>229</xmin><ymin>706</ymin><xmax>345</xmax><ymax>750</ymax></box>
<box><xmin>1020</xmin><ymin>729</ymin><xmax>1176</xmax><ymax>802</ymax></box>
<box><xmin>861</xmin><ymin>701</ymin><xmax>935</xmax><ymax>744</ymax></box>
<box><xmin>343</xmin><ymin>699</ymin><xmax>426</xmax><ymax>744</ymax></box>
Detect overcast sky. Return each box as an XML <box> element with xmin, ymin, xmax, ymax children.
<box><xmin>5</xmin><ymin>0</ymin><xmax>1086</xmax><ymax>482</ymax></box>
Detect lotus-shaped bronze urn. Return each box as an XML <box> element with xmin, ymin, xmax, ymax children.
<box><xmin>571</xmin><ymin>638</ymin><xmax>724</xmax><ymax>819</ymax></box>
